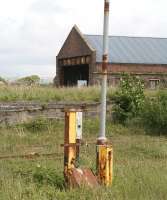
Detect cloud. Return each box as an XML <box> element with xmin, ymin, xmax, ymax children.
<box><xmin>0</xmin><ymin>0</ymin><xmax>167</xmax><ymax>78</ymax></box>
<box><xmin>30</xmin><ymin>0</ymin><xmax>68</xmax><ymax>14</ymax></box>
<box><xmin>0</xmin><ymin>65</ymin><xmax>55</xmax><ymax>78</ymax></box>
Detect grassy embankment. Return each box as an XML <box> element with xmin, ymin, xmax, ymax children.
<box><xmin>0</xmin><ymin>85</ymin><xmax>102</xmax><ymax>102</ymax></box>
<box><xmin>0</xmin><ymin>119</ymin><xmax>167</xmax><ymax>200</ymax></box>
<box><xmin>0</xmin><ymin>85</ymin><xmax>159</xmax><ymax>102</ymax></box>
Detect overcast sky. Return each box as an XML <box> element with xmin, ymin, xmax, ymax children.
<box><xmin>0</xmin><ymin>0</ymin><xmax>167</xmax><ymax>78</ymax></box>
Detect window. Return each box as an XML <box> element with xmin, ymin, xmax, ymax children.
<box><xmin>149</xmin><ymin>79</ymin><xmax>160</xmax><ymax>89</ymax></box>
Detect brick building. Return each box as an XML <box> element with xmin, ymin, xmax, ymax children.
<box><xmin>54</xmin><ymin>25</ymin><xmax>167</xmax><ymax>88</ymax></box>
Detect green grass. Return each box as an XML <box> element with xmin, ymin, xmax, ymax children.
<box><xmin>0</xmin><ymin>85</ymin><xmax>103</xmax><ymax>102</ymax></box>
<box><xmin>0</xmin><ymin>119</ymin><xmax>167</xmax><ymax>200</ymax></box>
<box><xmin>0</xmin><ymin>85</ymin><xmax>162</xmax><ymax>103</ymax></box>
<box><xmin>0</xmin><ymin>85</ymin><xmax>117</xmax><ymax>102</ymax></box>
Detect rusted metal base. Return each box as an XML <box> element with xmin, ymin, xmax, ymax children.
<box><xmin>66</xmin><ymin>168</ymin><xmax>99</xmax><ymax>188</ymax></box>
<box><xmin>96</xmin><ymin>144</ymin><xmax>113</xmax><ymax>186</ymax></box>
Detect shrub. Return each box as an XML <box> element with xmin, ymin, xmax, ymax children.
<box><xmin>140</xmin><ymin>91</ymin><xmax>167</xmax><ymax>134</ymax></box>
<box><xmin>111</xmin><ymin>73</ymin><xmax>145</xmax><ymax>124</ymax></box>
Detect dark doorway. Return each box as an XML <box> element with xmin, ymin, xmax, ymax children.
<box><xmin>63</xmin><ymin>64</ymin><xmax>89</xmax><ymax>86</ymax></box>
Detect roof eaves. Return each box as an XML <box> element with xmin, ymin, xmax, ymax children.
<box><xmin>84</xmin><ymin>34</ymin><xmax>167</xmax><ymax>40</ymax></box>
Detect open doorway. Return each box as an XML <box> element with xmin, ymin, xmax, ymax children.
<box><xmin>63</xmin><ymin>64</ymin><xmax>89</xmax><ymax>86</ymax></box>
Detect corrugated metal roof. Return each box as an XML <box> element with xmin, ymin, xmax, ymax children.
<box><xmin>84</xmin><ymin>35</ymin><xmax>167</xmax><ymax>65</ymax></box>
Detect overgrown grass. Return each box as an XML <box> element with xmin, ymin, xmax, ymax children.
<box><xmin>0</xmin><ymin>118</ymin><xmax>167</xmax><ymax>200</ymax></box>
<box><xmin>0</xmin><ymin>84</ymin><xmax>161</xmax><ymax>103</ymax></box>
<box><xmin>0</xmin><ymin>85</ymin><xmax>117</xmax><ymax>102</ymax></box>
<box><xmin>0</xmin><ymin>85</ymin><xmax>101</xmax><ymax>102</ymax></box>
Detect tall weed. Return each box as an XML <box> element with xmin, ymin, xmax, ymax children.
<box><xmin>140</xmin><ymin>91</ymin><xmax>167</xmax><ymax>135</ymax></box>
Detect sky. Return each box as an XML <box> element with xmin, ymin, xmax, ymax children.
<box><xmin>0</xmin><ymin>0</ymin><xmax>167</xmax><ymax>79</ymax></box>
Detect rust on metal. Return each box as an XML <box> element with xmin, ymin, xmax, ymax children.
<box><xmin>63</xmin><ymin>110</ymin><xmax>78</xmax><ymax>186</ymax></box>
<box><xmin>102</xmin><ymin>63</ymin><xmax>108</xmax><ymax>73</ymax></box>
<box><xmin>97</xmin><ymin>139</ymin><xmax>107</xmax><ymax>145</ymax></box>
<box><xmin>102</xmin><ymin>54</ymin><xmax>108</xmax><ymax>72</ymax></box>
<box><xmin>96</xmin><ymin>145</ymin><xmax>113</xmax><ymax>186</ymax></box>
<box><xmin>68</xmin><ymin>168</ymin><xmax>99</xmax><ymax>188</ymax></box>
<box><xmin>102</xmin><ymin>54</ymin><xmax>108</xmax><ymax>62</ymax></box>
<box><xmin>61</xmin><ymin>143</ymin><xmax>82</xmax><ymax>147</ymax></box>
<box><xmin>104</xmin><ymin>1</ymin><xmax>110</xmax><ymax>12</ymax></box>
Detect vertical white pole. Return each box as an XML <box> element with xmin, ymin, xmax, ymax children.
<box><xmin>98</xmin><ymin>0</ymin><xmax>110</xmax><ymax>143</ymax></box>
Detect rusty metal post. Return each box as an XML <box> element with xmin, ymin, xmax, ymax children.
<box><xmin>63</xmin><ymin>109</ymin><xmax>99</xmax><ymax>188</ymax></box>
<box><xmin>96</xmin><ymin>144</ymin><xmax>113</xmax><ymax>186</ymax></box>
<box><xmin>96</xmin><ymin>0</ymin><xmax>113</xmax><ymax>186</ymax></box>
<box><xmin>64</xmin><ymin>109</ymin><xmax>77</xmax><ymax>185</ymax></box>
<box><xmin>98</xmin><ymin>0</ymin><xmax>110</xmax><ymax>143</ymax></box>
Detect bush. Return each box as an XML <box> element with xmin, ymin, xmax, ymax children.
<box><xmin>16</xmin><ymin>75</ymin><xmax>40</xmax><ymax>86</ymax></box>
<box><xmin>111</xmin><ymin>74</ymin><xmax>145</xmax><ymax>124</ymax></box>
<box><xmin>140</xmin><ymin>91</ymin><xmax>167</xmax><ymax>134</ymax></box>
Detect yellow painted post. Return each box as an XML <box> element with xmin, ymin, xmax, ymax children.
<box><xmin>64</xmin><ymin>110</ymin><xmax>77</xmax><ymax>183</ymax></box>
<box><xmin>96</xmin><ymin>144</ymin><xmax>113</xmax><ymax>186</ymax></box>
<box><xmin>63</xmin><ymin>109</ymin><xmax>100</xmax><ymax>188</ymax></box>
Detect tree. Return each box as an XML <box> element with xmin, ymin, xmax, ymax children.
<box><xmin>16</xmin><ymin>75</ymin><xmax>40</xmax><ymax>86</ymax></box>
<box><xmin>0</xmin><ymin>77</ymin><xmax>7</xmax><ymax>85</ymax></box>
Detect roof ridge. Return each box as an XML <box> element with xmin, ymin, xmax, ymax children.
<box><xmin>84</xmin><ymin>34</ymin><xmax>167</xmax><ymax>40</ymax></box>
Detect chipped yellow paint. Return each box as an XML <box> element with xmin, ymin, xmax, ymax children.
<box><xmin>68</xmin><ymin>111</ymin><xmax>76</xmax><ymax>169</ymax></box>
<box><xmin>97</xmin><ymin>145</ymin><xmax>113</xmax><ymax>186</ymax></box>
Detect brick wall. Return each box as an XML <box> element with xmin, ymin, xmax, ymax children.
<box><xmin>96</xmin><ymin>63</ymin><xmax>167</xmax><ymax>73</ymax></box>
<box><xmin>94</xmin><ymin>63</ymin><xmax>167</xmax><ymax>87</ymax></box>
